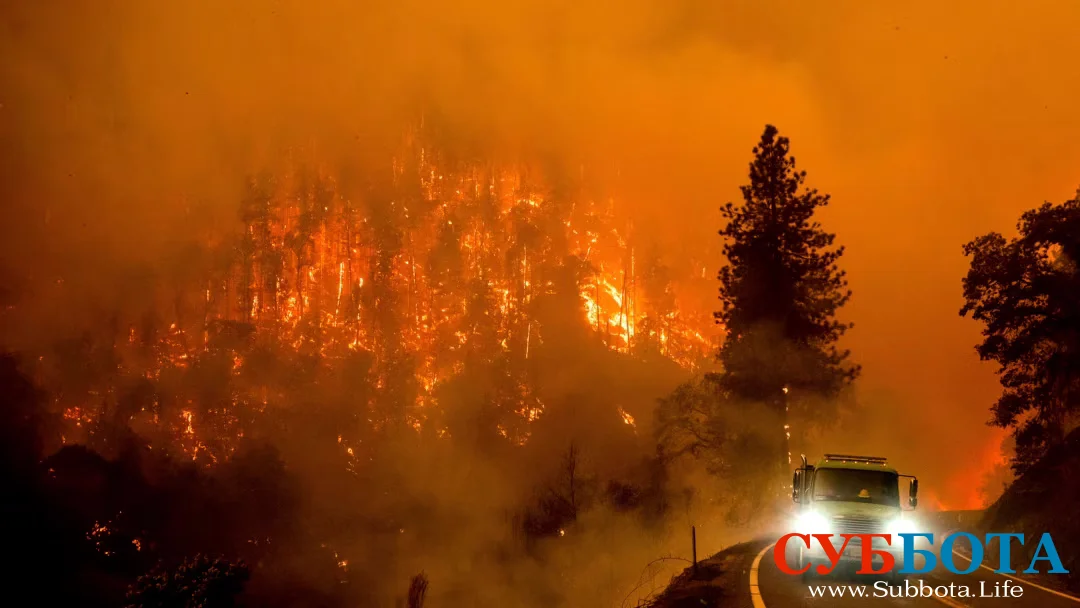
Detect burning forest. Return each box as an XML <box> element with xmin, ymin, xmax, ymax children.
<box><xmin>6</xmin><ymin>1</ymin><xmax>1080</xmax><ymax>606</ymax></box>
<box><xmin>4</xmin><ymin>128</ymin><xmax>732</xmax><ymax>607</ymax></box>
<box><xmin>37</xmin><ymin>132</ymin><xmax>718</xmax><ymax>464</ymax></box>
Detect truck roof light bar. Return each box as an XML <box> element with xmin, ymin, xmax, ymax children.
<box><xmin>823</xmin><ymin>453</ymin><xmax>888</xmax><ymax>464</ymax></box>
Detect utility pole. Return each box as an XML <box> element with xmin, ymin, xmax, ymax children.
<box><xmin>691</xmin><ymin>526</ymin><xmax>698</xmax><ymax>576</ymax></box>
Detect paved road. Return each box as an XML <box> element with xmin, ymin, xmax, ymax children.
<box><xmin>745</xmin><ymin>539</ymin><xmax>1078</xmax><ymax>608</ymax></box>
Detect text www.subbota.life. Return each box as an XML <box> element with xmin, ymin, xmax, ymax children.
<box><xmin>807</xmin><ymin>579</ymin><xmax>1025</xmax><ymax>599</ymax></box>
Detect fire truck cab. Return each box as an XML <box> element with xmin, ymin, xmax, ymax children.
<box><xmin>790</xmin><ymin>453</ymin><xmax>920</xmax><ymax>580</ymax></box>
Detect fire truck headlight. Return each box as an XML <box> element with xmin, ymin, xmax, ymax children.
<box><xmin>887</xmin><ymin>517</ymin><xmax>917</xmax><ymax>537</ymax></box>
<box><xmin>794</xmin><ymin>511</ymin><xmax>830</xmax><ymax>534</ymax></box>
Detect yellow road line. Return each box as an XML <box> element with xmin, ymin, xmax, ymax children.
<box><xmin>750</xmin><ymin>543</ymin><xmax>773</xmax><ymax>608</ymax></box>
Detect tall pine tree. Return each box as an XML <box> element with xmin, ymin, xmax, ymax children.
<box><xmin>716</xmin><ymin>125</ymin><xmax>859</xmax><ymax>471</ymax></box>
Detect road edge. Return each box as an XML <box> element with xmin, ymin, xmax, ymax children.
<box><xmin>749</xmin><ymin>543</ymin><xmax>772</xmax><ymax>608</ymax></box>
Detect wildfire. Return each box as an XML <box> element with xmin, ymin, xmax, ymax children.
<box><xmin>181</xmin><ymin>410</ymin><xmax>195</xmax><ymax>436</ymax></box>
<box><xmin>87</xmin><ymin>520</ymin><xmax>115</xmax><ymax>556</ymax></box>
<box><xmin>63</xmin><ymin>406</ymin><xmax>92</xmax><ymax>428</ymax></box>
<box><xmin>42</xmin><ymin>137</ymin><xmax>718</xmax><ymax>463</ymax></box>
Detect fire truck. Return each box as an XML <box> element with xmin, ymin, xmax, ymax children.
<box><xmin>790</xmin><ymin>453</ymin><xmax>920</xmax><ymax>580</ymax></box>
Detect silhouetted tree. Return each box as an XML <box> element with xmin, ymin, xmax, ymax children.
<box><xmin>961</xmin><ymin>191</ymin><xmax>1080</xmax><ymax>473</ymax></box>
<box><xmin>716</xmin><ymin>125</ymin><xmax>858</xmax><ymax>471</ymax></box>
<box><xmin>654</xmin><ymin>375</ymin><xmax>777</xmax><ymax>524</ymax></box>
<box><xmin>522</xmin><ymin>442</ymin><xmax>598</xmax><ymax>542</ymax></box>
<box><xmin>406</xmin><ymin>572</ymin><xmax>429</xmax><ymax>608</ymax></box>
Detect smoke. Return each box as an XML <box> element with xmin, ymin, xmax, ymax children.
<box><xmin>5</xmin><ymin>0</ymin><xmax>1080</xmax><ymax>559</ymax></box>
<box><xmin>0</xmin><ymin>0</ymin><xmax>822</xmax><ymax>273</ymax></box>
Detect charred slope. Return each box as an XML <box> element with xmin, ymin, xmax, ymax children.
<box><xmin>980</xmin><ymin>427</ymin><xmax>1080</xmax><ymax>591</ymax></box>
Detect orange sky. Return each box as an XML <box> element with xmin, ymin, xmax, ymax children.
<box><xmin>3</xmin><ymin>1</ymin><xmax>1080</xmax><ymax>508</ymax></box>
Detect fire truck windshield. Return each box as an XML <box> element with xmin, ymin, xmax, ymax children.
<box><xmin>812</xmin><ymin>468</ymin><xmax>900</xmax><ymax>507</ymax></box>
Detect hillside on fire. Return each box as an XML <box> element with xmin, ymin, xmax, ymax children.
<box><xmin>0</xmin><ymin>141</ymin><xmax>721</xmax><ymax>605</ymax></box>
<box><xmin>1</xmin><ymin>113</ymin><xmax>869</xmax><ymax>605</ymax></box>
<box><xmin>5</xmin><ymin>1</ymin><xmax>1080</xmax><ymax>607</ymax></box>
